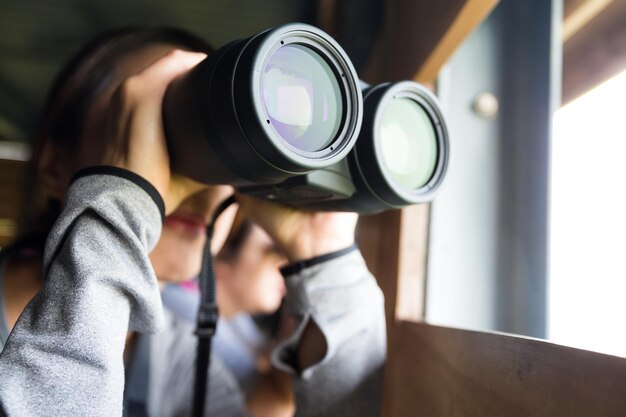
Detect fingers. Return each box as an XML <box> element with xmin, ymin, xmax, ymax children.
<box><xmin>124</xmin><ymin>50</ymin><xmax>207</xmax><ymax>99</ymax></box>
<box><xmin>105</xmin><ymin>50</ymin><xmax>207</xmax><ymax>209</ymax></box>
<box><xmin>235</xmin><ymin>193</ymin><xmax>284</xmax><ymax>217</ymax></box>
<box><xmin>165</xmin><ymin>175</ymin><xmax>209</xmax><ymax>215</ymax></box>
<box><xmin>235</xmin><ymin>193</ymin><xmax>301</xmax><ymax>237</ymax></box>
<box><xmin>211</xmin><ymin>203</ymin><xmax>238</xmax><ymax>254</ymax></box>
<box><xmin>236</xmin><ymin>192</ymin><xmax>359</xmax><ymax>262</ymax></box>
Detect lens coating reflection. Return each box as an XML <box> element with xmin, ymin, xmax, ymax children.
<box><xmin>261</xmin><ymin>44</ymin><xmax>342</xmax><ymax>152</ymax></box>
<box><xmin>379</xmin><ymin>98</ymin><xmax>438</xmax><ymax>190</ymax></box>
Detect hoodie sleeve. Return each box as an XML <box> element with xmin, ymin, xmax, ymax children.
<box><xmin>0</xmin><ymin>167</ymin><xmax>164</xmax><ymax>417</ymax></box>
<box><xmin>272</xmin><ymin>247</ymin><xmax>387</xmax><ymax>417</ymax></box>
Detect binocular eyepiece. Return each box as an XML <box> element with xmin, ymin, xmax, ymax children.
<box><xmin>164</xmin><ymin>23</ymin><xmax>449</xmax><ymax>214</ymax></box>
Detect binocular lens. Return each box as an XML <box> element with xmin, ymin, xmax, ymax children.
<box><xmin>164</xmin><ymin>23</ymin><xmax>362</xmax><ymax>185</ymax></box>
<box><xmin>234</xmin><ymin>79</ymin><xmax>450</xmax><ymax>214</ymax></box>
<box><xmin>164</xmin><ymin>24</ymin><xmax>450</xmax><ymax>214</ymax></box>
<box><xmin>379</xmin><ymin>98</ymin><xmax>438</xmax><ymax>190</ymax></box>
<box><xmin>261</xmin><ymin>44</ymin><xmax>343</xmax><ymax>152</ymax></box>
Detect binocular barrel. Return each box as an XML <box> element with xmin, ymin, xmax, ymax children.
<box><xmin>164</xmin><ymin>23</ymin><xmax>362</xmax><ymax>184</ymax></box>
<box><xmin>164</xmin><ymin>23</ymin><xmax>450</xmax><ymax>214</ymax></box>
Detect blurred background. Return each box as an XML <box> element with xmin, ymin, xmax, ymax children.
<box><xmin>1</xmin><ymin>0</ymin><xmax>625</xmax><ymax>357</ymax></box>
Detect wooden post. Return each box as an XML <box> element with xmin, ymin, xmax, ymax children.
<box><xmin>359</xmin><ymin>205</ymin><xmax>431</xmax><ymax>417</ymax></box>
<box><xmin>315</xmin><ymin>1</ymin><xmax>499</xmax><ymax>415</ymax></box>
<box><xmin>362</xmin><ymin>0</ymin><xmax>498</xmax><ymax>83</ymax></box>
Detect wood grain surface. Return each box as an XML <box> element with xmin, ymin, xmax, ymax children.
<box><xmin>388</xmin><ymin>321</ymin><xmax>626</xmax><ymax>417</ymax></box>
<box><xmin>362</xmin><ymin>0</ymin><xmax>498</xmax><ymax>83</ymax></box>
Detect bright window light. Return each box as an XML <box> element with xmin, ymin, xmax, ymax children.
<box><xmin>549</xmin><ymin>69</ymin><xmax>626</xmax><ymax>357</ymax></box>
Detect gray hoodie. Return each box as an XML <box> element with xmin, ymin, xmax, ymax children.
<box><xmin>0</xmin><ymin>168</ymin><xmax>386</xmax><ymax>417</ymax></box>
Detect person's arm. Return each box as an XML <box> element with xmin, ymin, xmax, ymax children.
<box><xmin>236</xmin><ymin>196</ymin><xmax>387</xmax><ymax>417</ymax></box>
<box><xmin>272</xmin><ymin>247</ymin><xmax>386</xmax><ymax>417</ymax></box>
<box><xmin>0</xmin><ymin>50</ymin><xmax>209</xmax><ymax>416</ymax></box>
<box><xmin>0</xmin><ymin>169</ymin><xmax>164</xmax><ymax>417</ymax></box>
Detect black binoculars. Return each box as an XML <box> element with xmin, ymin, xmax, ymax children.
<box><xmin>164</xmin><ymin>23</ymin><xmax>449</xmax><ymax>214</ymax></box>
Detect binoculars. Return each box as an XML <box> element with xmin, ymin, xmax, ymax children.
<box><xmin>164</xmin><ymin>23</ymin><xmax>449</xmax><ymax>214</ymax></box>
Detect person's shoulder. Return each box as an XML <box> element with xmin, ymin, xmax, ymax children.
<box><xmin>157</xmin><ymin>307</ymin><xmax>242</xmax><ymax>382</ymax></box>
<box><xmin>158</xmin><ymin>306</ymin><xmax>197</xmax><ymax>350</ymax></box>
<box><xmin>150</xmin><ymin>307</ymin><xmax>248</xmax><ymax>416</ymax></box>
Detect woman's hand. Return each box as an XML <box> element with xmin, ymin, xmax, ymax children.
<box><xmin>97</xmin><ymin>50</ymin><xmax>208</xmax><ymax>214</ymax></box>
<box><xmin>236</xmin><ymin>194</ymin><xmax>358</xmax><ymax>263</ymax></box>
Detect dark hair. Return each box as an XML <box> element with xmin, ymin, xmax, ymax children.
<box><xmin>35</xmin><ymin>27</ymin><xmax>213</xmax><ymax>156</ymax></box>
<box><xmin>21</xmin><ymin>27</ymin><xmax>214</xmax><ymax>246</ymax></box>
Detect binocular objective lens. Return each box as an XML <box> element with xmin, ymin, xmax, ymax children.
<box><xmin>379</xmin><ymin>98</ymin><xmax>438</xmax><ymax>190</ymax></box>
<box><xmin>261</xmin><ymin>44</ymin><xmax>343</xmax><ymax>152</ymax></box>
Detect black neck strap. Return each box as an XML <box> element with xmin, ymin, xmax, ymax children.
<box><xmin>193</xmin><ymin>195</ymin><xmax>236</xmax><ymax>417</ymax></box>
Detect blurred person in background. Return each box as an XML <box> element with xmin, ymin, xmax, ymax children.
<box><xmin>163</xmin><ymin>210</ymin><xmax>295</xmax><ymax>416</ymax></box>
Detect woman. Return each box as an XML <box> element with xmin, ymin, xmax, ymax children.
<box><xmin>0</xmin><ymin>27</ymin><xmax>386</xmax><ymax>417</ymax></box>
